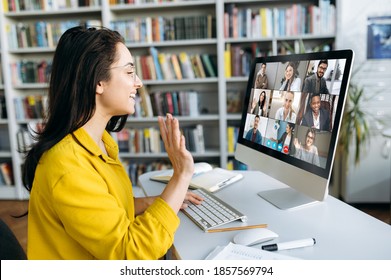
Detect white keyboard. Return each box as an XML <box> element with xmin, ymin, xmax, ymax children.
<box><xmin>182</xmin><ymin>188</ymin><xmax>247</xmax><ymax>231</ymax></box>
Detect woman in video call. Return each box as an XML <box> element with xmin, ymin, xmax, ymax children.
<box><xmin>250</xmin><ymin>90</ymin><xmax>267</xmax><ymax>116</ymax></box>
<box><xmin>293</xmin><ymin>128</ymin><xmax>320</xmax><ymax>166</ymax></box>
<box><xmin>277</xmin><ymin>122</ymin><xmax>295</xmax><ymax>155</ymax></box>
<box><xmin>279</xmin><ymin>61</ymin><xmax>301</xmax><ymax>91</ymax></box>
<box><xmin>22</xmin><ymin>26</ymin><xmax>203</xmax><ymax>260</ymax></box>
<box><xmin>275</xmin><ymin>91</ymin><xmax>297</xmax><ymax>123</ymax></box>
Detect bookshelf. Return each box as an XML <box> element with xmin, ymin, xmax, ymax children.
<box><xmin>0</xmin><ymin>0</ymin><xmax>337</xmax><ymax>199</ymax></box>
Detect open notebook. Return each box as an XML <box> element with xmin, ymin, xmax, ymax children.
<box><xmin>150</xmin><ymin>162</ymin><xmax>243</xmax><ymax>193</ymax></box>
<box><xmin>205</xmin><ymin>242</ymin><xmax>299</xmax><ymax>260</ymax></box>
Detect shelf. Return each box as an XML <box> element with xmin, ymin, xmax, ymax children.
<box><xmin>110</xmin><ymin>0</ymin><xmax>216</xmax><ymax>12</ymax></box>
<box><xmin>9</xmin><ymin>47</ymin><xmax>56</xmax><ymax>54</ymax></box>
<box><xmin>0</xmin><ymin>0</ymin><xmax>337</xmax><ymax>199</ymax></box>
<box><xmin>4</xmin><ymin>7</ymin><xmax>102</xmax><ymax>18</ymax></box>
<box><xmin>126</xmin><ymin>39</ymin><xmax>218</xmax><ymax>48</ymax></box>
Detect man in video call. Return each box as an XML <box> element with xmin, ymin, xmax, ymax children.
<box><xmin>302</xmin><ymin>59</ymin><xmax>330</xmax><ymax>95</ymax></box>
<box><xmin>254</xmin><ymin>63</ymin><xmax>268</xmax><ymax>89</ymax></box>
<box><xmin>300</xmin><ymin>93</ymin><xmax>331</xmax><ymax>131</ymax></box>
<box><xmin>245</xmin><ymin>115</ymin><xmax>263</xmax><ymax>145</ymax></box>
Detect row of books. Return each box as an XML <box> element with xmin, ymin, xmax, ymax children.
<box><xmin>7</xmin><ymin>20</ymin><xmax>102</xmax><ymax>49</ymax></box>
<box><xmin>111</xmin><ymin>124</ymin><xmax>205</xmax><ymax>154</ymax></box>
<box><xmin>14</xmin><ymin>95</ymin><xmax>47</xmax><ymax>120</ymax></box>
<box><xmin>136</xmin><ymin>47</ymin><xmax>218</xmax><ymax>81</ymax></box>
<box><xmin>15</xmin><ymin>122</ymin><xmax>44</xmax><ymax>153</ymax></box>
<box><xmin>8</xmin><ymin>50</ymin><xmax>217</xmax><ymax>85</ymax></box>
<box><xmin>226</xmin><ymin>44</ymin><xmax>253</xmax><ymax>78</ymax></box>
<box><xmin>134</xmin><ymin>88</ymin><xmax>201</xmax><ymax>118</ymax></box>
<box><xmin>110</xmin><ymin>14</ymin><xmax>215</xmax><ymax>43</ymax></box>
<box><xmin>224</xmin><ymin>43</ymin><xmax>272</xmax><ymax>78</ymax></box>
<box><xmin>110</xmin><ymin>0</ymin><xmax>191</xmax><ymax>4</ymax></box>
<box><xmin>121</xmin><ymin>160</ymin><xmax>170</xmax><ymax>189</ymax></box>
<box><xmin>11</xmin><ymin>87</ymin><xmax>239</xmax><ymax>121</ymax></box>
<box><xmin>224</xmin><ymin>1</ymin><xmax>336</xmax><ymax>39</ymax></box>
<box><xmin>0</xmin><ymin>162</ymin><xmax>14</xmax><ymax>186</ymax></box>
<box><xmin>4</xmin><ymin>0</ymin><xmax>101</xmax><ymax>12</ymax></box>
<box><xmin>10</xmin><ymin>60</ymin><xmax>52</xmax><ymax>85</ymax></box>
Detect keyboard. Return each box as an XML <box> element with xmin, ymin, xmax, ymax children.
<box><xmin>182</xmin><ymin>188</ymin><xmax>247</xmax><ymax>232</ymax></box>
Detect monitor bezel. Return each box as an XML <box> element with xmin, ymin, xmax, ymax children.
<box><xmin>237</xmin><ymin>50</ymin><xmax>354</xmax><ymax>180</ymax></box>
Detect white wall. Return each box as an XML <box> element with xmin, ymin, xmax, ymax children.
<box><xmin>336</xmin><ymin>0</ymin><xmax>391</xmax><ymax>64</ymax></box>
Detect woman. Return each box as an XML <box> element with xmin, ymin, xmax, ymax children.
<box><xmin>22</xmin><ymin>26</ymin><xmax>202</xmax><ymax>260</ymax></box>
<box><xmin>274</xmin><ymin>91</ymin><xmax>297</xmax><ymax>123</ymax></box>
<box><xmin>250</xmin><ymin>90</ymin><xmax>266</xmax><ymax>116</ymax></box>
<box><xmin>279</xmin><ymin>61</ymin><xmax>301</xmax><ymax>91</ymax></box>
<box><xmin>293</xmin><ymin>128</ymin><xmax>320</xmax><ymax>166</ymax></box>
<box><xmin>277</xmin><ymin>122</ymin><xmax>295</xmax><ymax>154</ymax></box>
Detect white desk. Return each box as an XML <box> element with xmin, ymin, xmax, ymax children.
<box><xmin>138</xmin><ymin>170</ymin><xmax>391</xmax><ymax>260</ymax></box>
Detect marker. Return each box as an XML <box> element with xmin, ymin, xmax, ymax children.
<box><xmin>261</xmin><ymin>238</ymin><xmax>316</xmax><ymax>251</ymax></box>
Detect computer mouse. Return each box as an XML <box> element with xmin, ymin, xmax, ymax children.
<box><xmin>233</xmin><ymin>228</ymin><xmax>278</xmax><ymax>246</ymax></box>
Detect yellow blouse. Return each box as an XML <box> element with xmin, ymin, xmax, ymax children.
<box><xmin>27</xmin><ymin>128</ymin><xmax>179</xmax><ymax>259</ymax></box>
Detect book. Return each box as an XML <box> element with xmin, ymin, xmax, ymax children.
<box><xmin>150</xmin><ymin>162</ymin><xmax>243</xmax><ymax>193</ymax></box>
<box><xmin>171</xmin><ymin>53</ymin><xmax>183</xmax><ymax>80</ymax></box>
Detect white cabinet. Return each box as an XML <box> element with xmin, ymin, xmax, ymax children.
<box><xmin>335</xmin><ymin>0</ymin><xmax>391</xmax><ymax>202</ymax></box>
<box><xmin>340</xmin><ymin>60</ymin><xmax>391</xmax><ymax>203</ymax></box>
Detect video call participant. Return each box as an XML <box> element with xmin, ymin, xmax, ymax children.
<box><xmin>279</xmin><ymin>61</ymin><xmax>301</xmax><ymax>92</ymax></box>
<box><xmin>250</xmin><ymin>90</ymin><xmax>267</xmax><ymax>116</ymax></box>
<box><xmin>302</xmin><ymin>59</ymin><xmax>330</xmax><ymax>95</ymax></box>
<box><xmin>293</xmin><ymin>127</ymin><xmax>320</xmax><ymax>166</ymax></box>
<box><xmin>245</xmin><ymin>115</ymin><xmax>263</xmax><ymax>145</ymax></box>
<box><xmin>254</xmin><ymin>63</ymin><xmax>268</xmax><ymax>89</ymax></box>
<box><xmin>275</xmin><ymin>91</ymin><xmax>297</xmax><ymax>123</ymax></box>
<box><xmin>277</xmin><ymin>122</ymin><xmax>295</xmax><ymax>155</ymax></box>
<box><xmin>22</xmin><ymin>26</ymin><xmax>203</xmax><ymax>260</ymax></box>
<box><xmin>301</xmin><ymin>93</ymin><xmax>331</xmax><ymax>131</ymax></box>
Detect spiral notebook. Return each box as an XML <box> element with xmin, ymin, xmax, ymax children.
<box><xmin>150</xmin><ymin>162</ymin><xmax>243</xmax><ymax>193</ymax></box>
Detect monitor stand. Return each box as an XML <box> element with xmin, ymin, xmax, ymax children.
<box><xmin>258</xmin><ymin>188</ymin><xmax>320</xmax><ymax>210</ymax></box>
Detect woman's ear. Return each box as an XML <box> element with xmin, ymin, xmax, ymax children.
<box><xmin>96</xmin><ymin>81</ymin><xmax>104</xmax><ymax>95</ymax></box>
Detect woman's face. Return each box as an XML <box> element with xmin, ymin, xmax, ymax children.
<box><xmin>305</xmin><ymin>131</ymin><xmax>315</xmax><ymax>147</ymax></box>
<box><xmin>259</xmin><ymin>92</ymin><xmax>265</xmax><ymax>102</ymax></box>
<box><xmin>283</xmin><ymin>92</ymin><xmax>294</xmax><ymax>110</ymax></box>
<box><xmin>98</xmin><ymin>43</ymin><xmax>143</xmax><ymax>117</ymax></box>
<box><xmin>286</xmin><ymin>124</ymin><xmax>292</xmax><ymax>134</ymax></box>
<box><xmin>284</xmin><ymin>65</ymin><xmax>294</xmax><ymax>80</ymax></box>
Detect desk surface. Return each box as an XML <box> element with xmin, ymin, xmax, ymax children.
<box><xmin>138</xmin><ymin>170</ymin><xmax>391</xmax><ymax>260</ymax></box>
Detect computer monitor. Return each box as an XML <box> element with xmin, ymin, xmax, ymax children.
<box><xmin>235</xmin><ymin>50</ymin><xmax>354</xmax><ymax>210</ymax></box>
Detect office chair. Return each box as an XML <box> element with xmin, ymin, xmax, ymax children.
<box><xmin>0</xmin><ymin>218</ymin><xmax>27</xmax><ymax>260</ymax></box>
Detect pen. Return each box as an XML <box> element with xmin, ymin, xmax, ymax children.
<box><xmin>261</xmin><ymin>238</ymin><xmax>316</xmax><ymax>251</ymax></box>
<box><xmin>207</xmin><ymin>223</ymin><xmax>268</xmax><ymax>233</ymax></box>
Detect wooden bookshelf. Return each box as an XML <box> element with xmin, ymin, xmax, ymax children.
<box><xmin>0</xmin><ymin>0</ymin><xmax>337</xmax><ymax>199</ymax></box>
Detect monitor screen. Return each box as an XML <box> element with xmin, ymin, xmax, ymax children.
<box><xmin>235</xmin><ymin>50</ymin><xmax>354</xmax><ymax>210</ymax></box>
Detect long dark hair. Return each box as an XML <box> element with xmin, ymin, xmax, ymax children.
<box><xmin>258</xmin><ymin>91</ymin><xmax>266</xmax><ymax>111</ymax></box>
<box><xmin>22</xmin><ymin>26</ymin><xmax>127</xmax><ymax>192</ymax></box>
